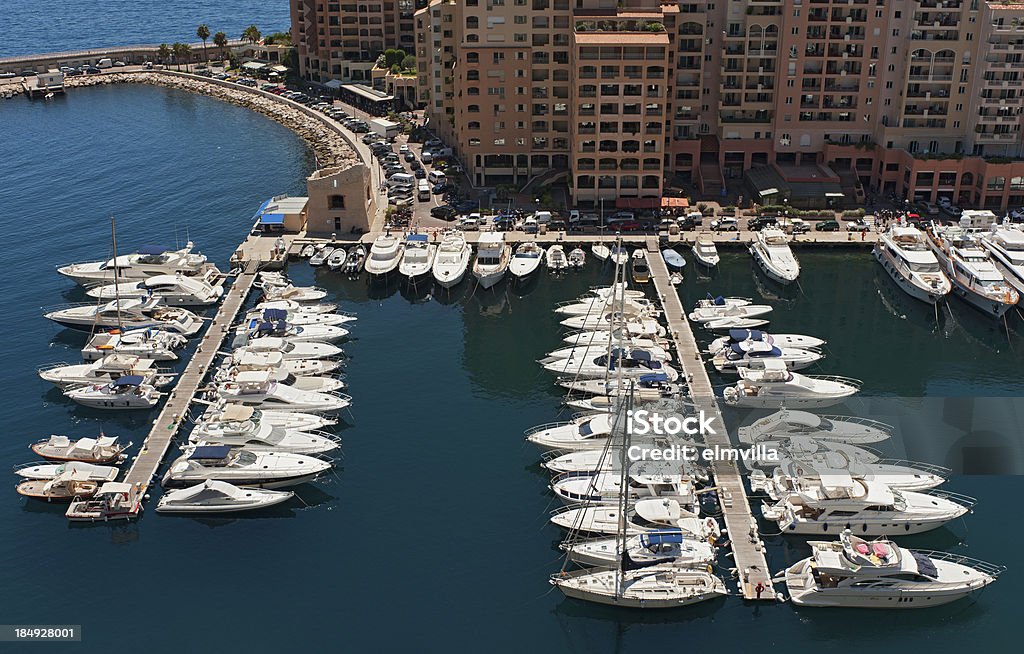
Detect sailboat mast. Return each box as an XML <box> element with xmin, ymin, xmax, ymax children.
<box><xmin>613</xmin><ymin>250</ymin><xmax>631</xmax><ymax>600</ymax></box>
<box><xmin>111</xmin><ymin>217</ymin><xmax>122</xmax><ymax>329</ymax></box>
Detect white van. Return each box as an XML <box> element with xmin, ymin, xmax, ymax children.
<box><xmin>387</xmin><ymin>173</ymin><xmax>415</xmax><ymax>188</ymax></box>
<box><xmin>97</xmin><ymin>58</ymin><xmax>113</xmax><ymax>69</ymax></box>
<box><xmin>417</xmin><ymin>180</ymin><xmax>431</xmax><ymax>201</ymax></box>
<box><xmin>428</xmin><ymin>170</ymin><xmax>447</xmax><ymax>185</ymax></box>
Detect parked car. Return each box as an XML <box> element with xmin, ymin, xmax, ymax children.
<box><xmin>710</xmin><ymin>217</ymin><xmax>739</xmax><ymax>231</ymax></box>
<box><xmin>404</xmin><ymin>152</ymin><xmax>417</xmax><ymax>163</ymax></box>
<box><xmin>815</xmin><ymin>219</ymin><xmax>840</xmax><ymax>232</ymax></box>
<box><xmin>847</xmin><ymin>219</ymin><xmax>872</xmax><ymax>231</ymax></box>
<box><xmin>432</xmin><ymin>182</ymin><xmax>448</xmax><ymax>194</ymax></box>
<box><xmin>421</xmin><ymin>151</ymin><xmax>434</xmax><ymax>164</ymax></box>
<box><xmin>413</xmin><ymin>168</ymin><xmax>427</xmax><ymax>179</ymax></box>
<box><xmin>453</xmin><ymin>199</ymin><xmax>478</xmax><ymax>212</ymax></box>
<box><xmin>0</xmin><ymin>71</ymin><xmax>15</xmax><ymax>79</ymax></box>
<box><xmin>425</xmin><ymin>138</ymin><xmax>443</xmax><ymax>149</ymax></box>
<box><xmin>431</xmin><ymin>205</ymin><xmax>457</xmax><ymax>220</ymax></box>
<box><xmin>748</xmin><ymin>215</ymin><xmax>778</xmax><ymax>231</ymax></box>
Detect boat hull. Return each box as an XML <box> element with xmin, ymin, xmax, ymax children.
<box><xmin>873</xmin><ymin>244</ymin><xmax>945</xmax><ymax>305</ymax></box>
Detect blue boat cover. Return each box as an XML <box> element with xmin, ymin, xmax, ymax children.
<box><xmin>263</xmin><ymin>308</ymin><xmax>288</xmax><ymax>322</ymax></box>
<box><xmin>728</xmin><ymin>329</ymin><xmax>752</xmax><ymax>341</ymax></box>
<box><xmin>189</xmin><ymin>445</ymin><xmax>232</xmax><ymax>460</ymax></box>
<box><xmin>115</xmin><ymin>375</ymin><xmax>144</xmax><ymax>386</ymax></box>
<box><xmin>639</xmin><ymin>372</ymin><xmax>669</xmax><ymax>384</ymax></box>
<box><xmin>714</xmin><ymin>295</ymin><xmax>726</xmax><ymax>306</ymax></box>
<box><xmin>630</xmin><ymin>349</ymin><xmax>652</xmax><ymax>361</ymax></box>
<box><xmin>642</xmin><ymin>531</ymin><xmax>685</xmax><ymax>547</ymax></box>
<box><xmin>137</xmin><ymin>245</ymin><xmax>168</xmax><ymax>256</ymax></box>
<box><xmin>259</xmin><ymin>213</ymin><xmax>285</xmax><ymax>225</ymax></box>
<box><xmin>911</xmin><ymin>551</ymin><xmax>938</xmax><ymax>578</ymax></box>
<box><xmin>407</xmin><ymin>234</ymin><xmax>428</xmax><ymax>242</ymax></box>
<box><xmin>730</xmin><ymin>342</ymin><xmax>746</xmax><ymax>355</ymax></box>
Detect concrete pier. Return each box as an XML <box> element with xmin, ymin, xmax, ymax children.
<box><xmin>645</xmin><ymin>236</ymin><xmax>777</xmax><ymax>601</ymax></box>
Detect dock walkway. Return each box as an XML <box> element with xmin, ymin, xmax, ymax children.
<box><xmin>645</xmin><ymin>237</ymin><xmax>776</xmax><ymax>601</ymax></box>
<box><xmin>121</xmin><ymin>245</ymin><xmax>266</xmax><ymax>512</ymax></box>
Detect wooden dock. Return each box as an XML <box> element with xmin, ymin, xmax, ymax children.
<box><xmin>645</xmin><ymin>236</ymin><xmax>777</xmax><ymax>601</ymax></box>
<box><xmin>120</xmin><ymin>256</ymin><xmax>261</xmax><ymax>513</ymax></box>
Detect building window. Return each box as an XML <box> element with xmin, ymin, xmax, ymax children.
<box><xmin>334</xmin><ymin>217</ymin><xmax>342</xmax><ymax>231</ymax></box>
<box><xmin>329</xmin><ymin>195</ymin><xmax>345</xmax><ymax>209</ymax></box>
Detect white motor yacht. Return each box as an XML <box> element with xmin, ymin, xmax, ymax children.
<box><xmin>220</xmin><ymin>350</ymin><xmax>341</xmax><ymax>377</ymax></box>
<box><xmin>309</xmin><ymin>245</ymin><xmax>334</xmax><ymax>267</ymax></box>
<box><xmin>364</xmin><ymin>233</ymin><xmax>403</xmax><ymax>279</ymax></box>
<box><xmin>736</xmin><ymin>409</ymin><xmax>892</xmax><ymax>445</ymax></box>
<box><xmin>472</xmin><ymin>232</ymin><xmax>511</xmax><ymax>289</ymax></box>
<box><xmin>525</xmin><ymin>413</ymin><xmax>616</xmax><ymax>452</ymax></box>
<box><xmin>238</xmin><ymin>337</ymin><xmax>344</xmax><ymax>360</ymax></box>
<box><xmin>784</xmin><ymin>530</ymin><xmax>1003</xmax><ymax>608</ymax></box>
<box><xmin>551</xmin><ymin>566</ymin><xmax>726</xmax><ymax>609</ymax></box>
<box><xmin>86</xmin><ymin>270</ymin><xmax>224</xmax><ymax>307</ymax></box>
<box><xmin>64</xmin><ymin>375</ymin><xmax>162</xmax><ymax>410</ymax></box>
<box><xmin>550</xmin><ymin>471</ymin><xmax>696</xmax><ymax>506</ymax></box>
<box><xmin>568</xmin><ymin>247</ymin><xmax>586</xmax><ymax>269</ymax></box>
<box><xmin>723</xmin><ymin>360</ymin><xmax>860</xmax><ymax>409</ymax></box>
<box><xmin>259</xmin><ymin>283</ymin><xmax>328</xmax><ymax>303</ymax></box>
<box><xmin>761</xmin><ymin>475</ymin><xmax>973</xmax><ymax>535</ymax></box>
<box><xmin>432</xmin><ymin>231</ymin><xmax>472</xmax><ymax>288</ymax></box>
<box><xmin>215</xmin><ymin>362</ymin><xmax>345</xmax><ymax>394</ymax></box>
<box><xmin>874</xmin><ymin>223</ymin><xmax>951</xmax><ymax>304</ymax></box>
<box><xmin>156</xmin><ymin>480</ymin><xmax>295</xmax><ymax>513</ymax></box>
<box><xmin>608</xmin><ymin>245</ymin><xmax>630</xmax><ymax>267</ymax></box>
<box><xmin>81</xmin><ymin>328</ymin><xmax>185</xmax><ymax>362</ymax></box>
<box><xmin>162</xmin><ymin>446</ymin><xmax>331</xmax><ymax>489</ymax></box>
<box><xmin>544</xmin><ymin>342</ymin><xmax>670</xmax><ymax>362</ymax></box>
<box><xmin>254</xmin><ymin>299</ymin><xmax>339</xmax><ymax>315</ymax></box>
<box><xmin>241</xmin><ymin>317</ymin><xmax>348</xmax><ymax>343</ymax></box>
<box><xmin>740</xmin><ymin>436</ymin><xmax>883</xmax><ymax>473</ymax></box>
<box><xmin>559</xmin><ymin>308</ymin><xmax>662</xmax><ymax>331</ymax></box>
<box><xmin>565</xmin><ymin>530</ymin><xmax>716</xmax><ymax>569</ymax></box>
<box><xmin>543</xmin><ymin>349</ymin><xmax>679</xmax><ymax>381</ymax></box>
<box><xmin>751</xmin><ymin>456</ymin><xmax>948</xmax><ymax>494</ymax></box>
<box><xmin>244</xmin><ymin>306</ymin><xmax>353</xmax><ymax>328</ymax></box>
<box><xmin>927</xmin><ymin>224</ymin><xmax>1018</xmax><ymax>317</ymax></box>
<box><xmin>586</xmin><ymin>284</ymin><xmax>646</xmax><ymax>300</ymax></box>
<box><xmin>555</xmin><ymin>296</ymin><xmax>658</xmax><ymax>317</ymax></box>
<box><xmin>509</xmin><ymin>242</ymin><xmax>546</xmax><ymax>280</ymax></box>
<box><xmin>710</xmin><ymin>340</ymin><xmax>823</xmax><ymax>373</ymax></box>
<box><xmin>44</xmin><ymin>297</ymin><xmax>204</xmax><ymax>336</ymax></box>
<box><xmin>750</xmin><ymin>228</ymin><xmax>800</xmax><ymax>284</ymax></box>
<box><xmin>562</xmin><ymin>324</ymin><xmax>667</xmax><ymax>346</ymax></box>
<box><xmin>189</xmin><ymin>415</ymin><xmax>340</xmax><ymax>455</ymax></box>
<box><xmin>214</xmin><ymin>371</ymin><xmax>351</xmax><ymax>413</ymax></box>
<box><xmin>551</xmin><ymin>498</ymin><xmax>718</xmax><ymax>540</ymax></box>
<box><xmin>29</xmin><ymin>434</ymin><xmax>129</xmax><ymax>464</ymax></box>
<box><xmin>689</xmin><ymin>302</ymin><xmax>772</xmax><ymax>324</ymax></box>
<box><xmin>57</xmin><ymin>242</ymin><xmax>211</xmax><ymax>285</ymax></box>
<box><xmin>707</xmin><ymin>329</ymin><xmax>825</xmax><ymax>353</ymax></box>
<box><xmin>15</xmin><ymin>460</ymin><xmax>119</xmax><ymax>482</ymax></box>
<box><xmin>559</xmin><ymin>371</ymin><xmax>683</xmax><ymax>401</ymax></box>
<box><xmin>65</xmin><ymin>482</ymin><xmax>141</xmax><ymax>521</ymax></box>
<box><xmin>39</xmin><ymin>354</ymin><xmax>175</xmax><ymax>389</ymax></box>
<box><xmin>693</xmin><ymin>237</ymin><xmax>719</xmax><ymax>267</ymax></box>
<box><xmin>198</xmin><ymin>403</ymin><xmax>336</xmax><ymax>432</ymax></box>
<box><xmin>981</xmin><ymin>225</ymin><xmax>1024</xmax><ymax>294</ymax></box>
<box><xmin>546</xmin><ymin>245</ymin><xmax>569</xmax><ymax>272</ymax></box>
<box><xmin>591</xmin><ymin>244</ymin><xmax>610</xmax><ymax>261</ymax></box>
<box><xmin>399</xmin><ymin>234</ymin><xmax>436</xmax><ymax>280</ymax></box>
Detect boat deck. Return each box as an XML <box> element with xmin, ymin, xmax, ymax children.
<box><xmin>645</xmin><ymin>236</ymin><xmax>777</xmax><ymax>601</ymax></box>
<box><xmin>119</xmin><ymin>238</ymin><xmax>270</xmax><ymax>514</ymax></box>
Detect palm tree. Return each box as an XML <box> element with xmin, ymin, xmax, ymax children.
<box><xmin>180</xmin><ymin>44</ymin><xmax>192</xmax><ymax>71</ymax></box>
<box><xmin>213</xmin><ymin>31</ymin><xmax>228</xmax><ymax>64</ymax></box>
<box><xmin>196</xmin><ymin>24</ymin><xmax>210</xmax><ymax>64</ymax></box>
<box><xmin>157</xmin><ymin>43</ymin><xmax>170</xmax><ymax>65</ymax></box>
<box><xmin>171</xmin><ymin>42</ymin><xmax>183</xmax><ymax>70</ymax></box>
<box><xmin>242</xmin><ymin>24</ymin><xmax>261</xmax><ymax>46</ymax></box>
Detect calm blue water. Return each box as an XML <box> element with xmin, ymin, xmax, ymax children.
<box><xmin>0</xmin><ymin>0</ymin><xmax>291</xmax><ymax>57</ymax></box>
<box><xmin>0</xmin><ymin>85</ymin><xmax>1019</xmax><ymax>652</ymax></box>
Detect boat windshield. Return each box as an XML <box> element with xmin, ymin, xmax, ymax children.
<box><xmin>909</xmin><ymin>261</ymin><xmax>940</xmax><ymax>273</ymax></box>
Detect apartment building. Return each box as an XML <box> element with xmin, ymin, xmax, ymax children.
<box><xmin>403</xmin><ymin>1</ymin><xmax>1024</xmax><ymax>210</ymax></box>
<box><xmin>291</xmin><ymin>0</ymin><xmax>419</xmax><ymax>83</ymax></box>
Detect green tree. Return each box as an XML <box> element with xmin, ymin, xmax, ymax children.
<box><xmin>180</xmin><ymin>43</ymin><xmax>192</xmax><ymax>69</ymax></box>
<box><xmin>171</xmin><ymin>42</ymin><xmax>183</xmax><ymax>70</ymax></box>
<box><xmin>196</xmin><ymin>24</ymin><xmax>210</xmax><ymax>63</ymax></box>
<box><xmin>213</xmin><ymin>32</ymin><xmax>228</xmax><ymax>63</ymax></box>
<box><xmin>242</xmin><ymin>24</ymin><xmax>261</xmax><ymax>45</ymax></box>
<box><xmin>265</xmin><ymin>30</ymin><xmax>292</xmax><ymax>46</ymax></box>
<box><xmin>401</xmin><ymin>55</ymin><xmax>415</xmax><ymax>72</ymax></box>
<box><xmin>157</xmin><ymin>43</ymin><xmax>170</xmax><ymax>64</ymax></box>
<box><xmin>382</xmin><ymin>49</ymin><xmax>405</xmax><ymax>69</ymax></box>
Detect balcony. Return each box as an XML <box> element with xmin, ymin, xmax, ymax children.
<box><xmin>721</xmin><ymin>111</ymin><xmax>771</xmax><ymax>123</ymax></box>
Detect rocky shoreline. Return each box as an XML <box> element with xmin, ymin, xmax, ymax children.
<box><xmin>1</xmin><ymin>72</ymin><xmax>359</xmax><ymax>169</ymax></box>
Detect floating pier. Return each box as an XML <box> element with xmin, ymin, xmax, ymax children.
<box><xmin>645</xmin><ymin>236</ymin><xmax>777</xmax><ymax>601</ymax></box>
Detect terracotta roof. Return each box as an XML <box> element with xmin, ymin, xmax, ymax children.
<box><xmin>574</xmin><ymin>32</ymin><xmax>670</xmax><ymax>45</ymax></box>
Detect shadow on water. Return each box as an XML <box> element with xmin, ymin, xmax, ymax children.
<box><xmin>432</xmin><ymin>280</ymin><xmax>473</xmax><ymax>306</ymax></box>
<box><xmin>399</xmin><ymin>279</ymin><xmax>433</xmax><ymax>304</ymax></box>
<box><xmin>509</xmin><ymin>272</ymin><xmax>543</xmax><ymax>299</ymax></box>
<box><xmin>366</xmin><ymin>276</ymin><xmax>401</xmax><ymax>301</ymax></box>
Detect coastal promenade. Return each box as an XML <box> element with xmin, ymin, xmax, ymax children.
<box><xmin>645</xmin><ymin>236</ymin><xmax>777</xmax><ymax>601</ymax></box>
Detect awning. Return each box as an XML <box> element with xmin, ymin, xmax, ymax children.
<box><xmin>270</xmin><ymin>65</ymin><xmax>289</xmax><ymax>73</ymax></box>
<box><xmin>114</xmin><ymin>375</ymin><xmax>144</xmax><ymax>386</ymax></box>
<box><xmin>825</xmin><ymin>192</ymin><xmax>845</xmax><ymax>198</ymax></box>
<box><xmin>242</xmin><ymin>61</ymin><xmax>266</xmax><ymax>70</ymax></box>
<box><xmin>189</xmin><ymin>445</ymin><xmax>232</xmax><ymax>460</ymax></box>
<box><xmin>759</xmin><ymin>187</ymin><xmax>780</xmax><ymax>197</ymax></box>
<box><xmin>260</xmin><ymin>213</ymin><xmax>285</xmax><ymax>225</ymax></box>
<box><xmin>660</xmin><ymin>197</ymin><xmax>689</xmax><ymax>208</ymax></box>
<box><xmin>323</xmin><ymin>79</ymin><xmax>343</xmax><ymax>89</ymax></box>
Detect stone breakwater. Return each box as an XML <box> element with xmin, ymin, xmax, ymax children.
<box><xmin>1</xmin><ymin>72</ymin><xmax>359</xmax><ymax>169</ymax></box>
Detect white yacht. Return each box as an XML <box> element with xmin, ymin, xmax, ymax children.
<box><xmin>564</xmin><ymin>530</ymin><xmax>716</xmax><ymax>569</ymax></box>
<box><xmin>550</xmin><ymin>471</ymin><xmax>696</xmax><ymax>506</ymax></box>
<box><xmin>326</xmin><ymin>247</ymin><xmax>347</xmax><ymax>271</ymax></box>
<box><xmin>198</xmin><ymin>403</ymin><xmax>336</xmax><ymax>432</ymax></box>
<box><xmin>874</xmin><ymin>223</ymin><xmax>951</xmax><ymax>304</ymax></box>
<box><xmin>591</xmin><ymin>244</ymin><xmax>610</xmax><ymax>261</ymax></box>
<box><xmin>784</xmin><ymin>530</ymin><xmax>1003</xmax><ymax>608</ymax></box>
<box><xmin>241</xmin><ymin>317</ymin><xmax>348</xmax><ymax>343</ymax></box>
<box><xmin>243</xmin><ymin>306</ymin><xmax>353</xmax><ymax>328</ymax></box>
<box><xmin>472</xmin><ymin>232</ymin><xmax>511</xmax><ymax>289</ymax></box>
<box><xmin>546</xmin><ymin>244</ymin><xmax>569</xmax><ymax>272</ymax></box>
<box><xmin>215</xmin><ymin>362</ymin><xmax>345</xmax><ymax>394</ymax></box>
<box><xmin>981</xmin><ymin>225</ymin><xmax>1024</xmax><ymax>294</ymax></box>
<box><xmin>568</xmin><ymin>247</ymin><xmax>586</xmax><ymax>269</ymax></box>
<box><xmin>551</xmin><ymin>566</ymin><xmax>726</xmax><ymax>609</ymax></box>
<box><xmin>555</xmin><ymin>296</ymin><xmax>658</xmax><ymax>317</ymax></box>
<box><xmin>751</xmin><ymin>456</ymin><xmax>948</xmax><ymax>494</ymax></box>
<box><xmin>162</xmin><ymin>446</ymin><xmax>331</xmax><ymax>489</ymax></box>
<box><xmin>308</xmin><ymin>245</ymin><xmax>333</xmax><ymax>267</ymax></box>
<box><xmin>708</xmin><ymin>329</ymin><xmax>825</xmax><ymax>353</ymax></box>
<box><xmin>693</xmin><ymin>236</ymin><xmax>719</xmax><ymax>267</ymax></box>
<box><xmin>15</xmin><ymin>460</ymin><xmax>119</xmax><ymax>482</ymax></box>
<box><xmin>761</xmin><ymin>474</ymin><xmax>973</xmax><ymax>535</ymax></box>
<box><xmin>57</xmin><ymin>242</ymin><xmax>211</xmax><ymax>285</ymax></box>
<box><xmin>189</xmin><ymin>416</ymin><xmax>340</xmax><ymax>455</ymax></box>
<box><xmin>64</xmin><ymin>375</ymin><xmax>162</xmax><ymax>410</ymax></box>
<box><xmin>551</xmin><ymin>498</ymin><xmax>719</xmax><ymax>540</ymax></box>
<box><xmin>562</xmin><ymin>325</ymin><xmax>667</xmax><ymax>347</ymax></box>
<box><xmin>398</xmin><ymin>234</ymin><xmax>436</xmax><ymax>281</ymax></box>
<box><xmin>688</xmin><ymin>302</ymin><xmax>772</xmax><ymax>324</ymax></box>
<box><xmin>926</xmin><ymin>224</ymin><xmax>1018</xmax><ymax>317</ymax></box>
<box><xmin>431</xmin><ymin>231</ymin><xmax>472</xmax><ymax>288</ymax></box>
<box><xmin>220</xmin><ymin>349</ymin><xmax>341</xmax><ymax>378</ymax></box>
<box><xmin>86</xmin><ymin>270</ymin><xmax>224</xmax><ymax>307</ymax></box>
<box><xmin>740</xmin><ymin>436</ymin><xmax>883</xmax><ymax>473</ymax></box>
<box><xmin>608</xmin><ymin>245</ymin><xmax>630</xmax><ymax>267</ymax></box>
<box><xmin>258</xmin><ymin>283</ymin><xmax>328</xmax><ymax>303</ymax></box>
<box><xmin>254</xmin><ymin>298</ymin><xmax>339</xmax><ymax>315</ymax></box>
<box><xmin>81</xmin><ymin>328</ymin><xmax>185</xmax><ymax>362</ymax></box>
<box><xmin>39</xmin><ymin>354</ymin><xmax>175</xmax><ymax>389</ymax></box>
<box><xmin>214</xmin><ymin>371</ymin><xmax>351</xmax><ymax>413</ymax></box>
<box><xmin>156</xmin><ymin>480</ymin><xmax>295</xmax><ymax>514</ymax></box>
<box><xmin>238</xmin><ymin>337</ymin><xmax>344</xmax><ymax>360</ymax></box>
<box><xmin>525</xmin><ymin>413</ymin><xmax>615</xmax><ymax>452</ymax></box>
<box><xmin>29</xmin><ymin>434</ymin><xmax>129</xmax><ymax>464</ymax></box>
<box><xmin>722</xmin><ymin>360</ymin><xmax>860</xmax><ymax>408</ymax></box>
<box><xmin>543</xmin><ymin>349</ymin><xmax>679</xmax><ymax>381</ymax></box>
<box><xmin>559</xmin><ymin>371</ymin><xmax>683</xmax><ymax>401</ymax></box>
<box><xmin>559</xmin><ymin>308</ymin><xmax>662</xmax><ymax>331</ymax></box>
<box><xmin>737</xmin><ymin>409</ymin><xmax>893</xmax><ymax>446</ymax></box>
<box><xmin>750</xmin><ymin>228</ymin><xmax>800</xmax><ymax>284</ymax></box>
<box><xmin>509</xmin><ymin>242</ymin><xmax>546</xmax><ymax>281</ymax></box>
<box><xmin>44</xmin><ymin>297</ymin><xmax>204</xmax><ymax>336</ymax></box>
<box><xmin>364</xmin><ymin>233</ymin><xmax>403</xmax><ymax>279</ymax></box>
<box><xmin>544</xmin><ymin>342</ymin><xmax>670</xmax><ymax>362</ymax></box>
<box><xmin>16</xmin><ymin>469</ymin><xmax>99</xmax><ymax>503</ymax></box>
<box><xmin>710</xmin><ymin>340</ymin><xmax>822</xmax><ymax>373</ymax></box>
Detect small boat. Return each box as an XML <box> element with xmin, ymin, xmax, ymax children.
<box><xmin>670</xmin><ymin>272</ymin><xmax>683</xmax><ymax>285</ymax></box>
<box><xmin>631</xmin><ymin>249</ymin><xmax>651</xmax><ymax>283</ymax></box>
<box><xmin>525</xmin><ymin>413</ymin><xmax>615</xmax><ymax>452</ymax></box>
<box><xmin>260</xmin><ymin>283</ymin><xmax>328</xmax><ymax>303</ymax></box>
<box><xmin>57</xmin><ymin>242</ymin><xmax>211</xmax><ymax>285</ymax></box>
<box><xmin>750</xmin><ymin>228</ymin><xmax>800</xmax><ymax>285</ymax></box>
<box><xmin>255</xmin><ymin>299</ymin><xmax>338</xmax><ymax>315</ymax></box>
<box><xmin>15</xmin><ymin>460</ymin><xmax>119</xmax><ymax>482</ymax></box>
<box><xmin>591</xmin><ymin>244</ymin><xmax>610</xmax><ymax>261</ymax></box>
<box><xmin>64</xmin><ymin>376</ymin><xmax>162</xmax><ymax>410</ymax></box>
<box><xmin>736</xmin><ymin>409</ymin><xmax>893</xmax><ymax>446</ymax></box>
<box><xmin>694</xmin><ymin>295</ymin><xmax>752</xmax><ymax>310</ymax></box>
<box><xmin>688</xmin><ymin>303</ymin><xmax>773</xmax><ymax>324</ymax></box>
<box><xmin>546</xmin><ymin>244</ymin><xmax>569</xmax><ymax>272</ymax></box>
<box><xmin>541</xmin><ymin>349</ymin><xmax>679</xmax><ymax>381</ymax></box>
<box><xmin>81</xmin><ymin>328</ymin><xmax>185</xmax><ymax>362</ymax></box>
<box><xmin>65</xmin><ymin>482</ymin><xmax>141</xmax><ymax>521</ymax></box>
<box><xmin>326</xmin><ymin>247</ymin><xmax>347</xmax><ymax>270</ymax></box>
<box><xmin>344</xmin><ymin>245</ymin><xmax>366</xmax><ymax>274</ymax></box>
<box><xmin>568</xmin><ymin>247</ymin><xmax>586</xmax><ymax>269</ymax></box>
<box><xmin>39</xmin><ymin>355</ymin><xmax>175</xmax><ymax>389</ymax></box>
<box><xmin>156</xmin><ymin>480</ymin><xmax>295</xmax><ymax>514</ymax></box>
<box><xmin>30</xmin><ymin>434</ymin><xmax>130</xmax><ymax>463</ymax></box>
<box><xmin>85</xmin><ymin>270</ymin><xmax>224</xmax><ymax>307</ymax></box>
<box><xmin>661</xmin><ymin>248</ymin><xmax>686</xmax><ymax>270</ymax></box>
<box><xmin>701</xmin><ymin>317</ymin><xmax>771</xmax><ymax>332</ymax></box>
<box><xmin>300</xmin><ymin>243</ymin><xmax>316</xmax><ymax>258</ymax></box>
<box><xmin>509</xmin><ymin>242</ymin><xmax>546</xmax><ymax>281</ymax></box>
<box><xmin>243</xmin><ymin>306</ymin><xmax>353</xmax><ymax>327</ymax></box>
<box><xmin>309</xmin><ymin>245</ymin><xmax>334</xmax><ymax>267</ymax></box>
<box><xmin>432</xmin><ymin>231</ymin><xmax>472</xmax><ymax>288</ymax></box>
<box><xmin>214</xmin><ymin>370</ymin><xmax>351</xmax><ymax>413</ymax></box>
<box><xmin>710</xmin><ymin>340</ymin><xmax>823</xmax><ymax>373</ymax></box>
<box><xmin>17</xmin><ymin>469</ymin><xmax>99</xmax><ymax>502</ymax></box>
<box><xmin>364</xmin><ymin>234</ymin><xmax>403</xmax><ymax>279</ymax></box>
<box><xmin>162</xmin><ymin>446</ymin><xmax>332</xmax><ymax>489</ymax></box>
<box><xmin>693</xmin><ymin>237</ymin><xmax>719</xmax><ymax>267</ymax></box>
<box><xmin>708</xmin><ymin>329</ymin><xmax>826</xmax><ymax>353</ymax></box>
<box><xmin>398</xmin><ymin>234</ymin><xmax>436</xmax><ymax>281</ymax></box>
<box><xmin>550</xmin><ymin>470</ymin><xmax>696</xmax><ymax>506</ymax></box>
<box><xmin>472</xmin><ymin>232</ymin><xmax>511</xmax><ymax>289</ymax></box>
<box><xmin>608</xmin><ymin>245</ymin><xmax>629</xmax><ymax>267</ymax></box>
<box><xmin>198</xmin><ymin>403</ymin><xmax>337</xmax><ymax>432</ymax></box>
<box><xmin>722</xmin><ymin>360</ymin><xmax>860</xmax><ymax>409</ymax></box>
<box><xmin>220</xmin><ymin>349</ymin><xmax>341</xmax><ymax>377</ymax></box>
<box><xmin>241</xmin><ymin>317</ymin><xmax>348</xmax><ymax>343</ymax></box>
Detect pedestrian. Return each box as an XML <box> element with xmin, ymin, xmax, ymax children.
<box><xmin>861</xmin><ymin>230</ymin><xmax>865</xmax><ymax>241</ymax></box>
<box><xmin>755</xmin><ymin>581</ymin><xmax>765</xmax><ymax>599</ymax></box>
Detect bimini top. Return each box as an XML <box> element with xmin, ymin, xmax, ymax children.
<box><xmin>639</xmin><ymin>372</ymin><xmax>670</xmax><ymax>385</ymax></box>
<box><xmin>137</xmin><ymin>245</ymin><xmax>169</xmax><ymax>256</ymax></box>
<box><xmin>610</xmin><ymin>347</ymin><xmax>652</xmax><ymax>361</ymax></box>
<box><xmin>729</xmin><ymin>329</ymin><xmax>765</xmax><ymax>342</ymax></box>
<box><xmin>189</xmin><ymin>445</ymin><xmax>232</xmax><ymax>460</ymax></box>
<box><xmin>114</xmin><ymin>375</ymin><xmax>145</xmax><ymax>386</ymax></box>
<box><xmin>406</xmin><ymin>234</ymin><xmax>428</xmax><ymax>242</ymax></box>
<box><xmin>262</xmin><ymin>308</ymin><xmax>288</xmax><ymax>322</ymax></box>
<box><xmin>640</xmin><ymin>530</ymin><xmax>686</xmax><ymax>547</ymax></box>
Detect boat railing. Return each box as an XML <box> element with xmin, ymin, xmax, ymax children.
<box><xmin>806</xmin><ymin>375</ymin><xmax>864</xmax><ymax>389</ymax></box>
<box><xmin>37</xmin><ymin>361</ymin><xmax>75</xmax><ymax>373</ymax></box>
<box><xmin>524</xmin><ymin>421</ymin><xmax>572</xmax><ymax>436</ymax></box>
<box><xmin>11</xmin><ymin>460</ymin><xmax>56</xmax><ymax>474</ymax></box>
<box><xmin>41</xmin><ymin>302</ymin><xmax>97</xmax><ymax>313</ymax></box>
<box><xmin>920</xmin><ymin>488</ymin><xmax>978</xmax><ymax>509</ymax></box>
<box><xmin>910</xmin><ymin>550</ymin><xmax>1006</xmax><ymax>578</ymax></box>
<box><xmin>877</xmin><ymin>459</ymin><xmax>952</xmax><ymax>477</ymax></box>
<box><xmin>819</xmin><ymin>415</ymin><xmax>895</xmax><ymax>434</ymax></box>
